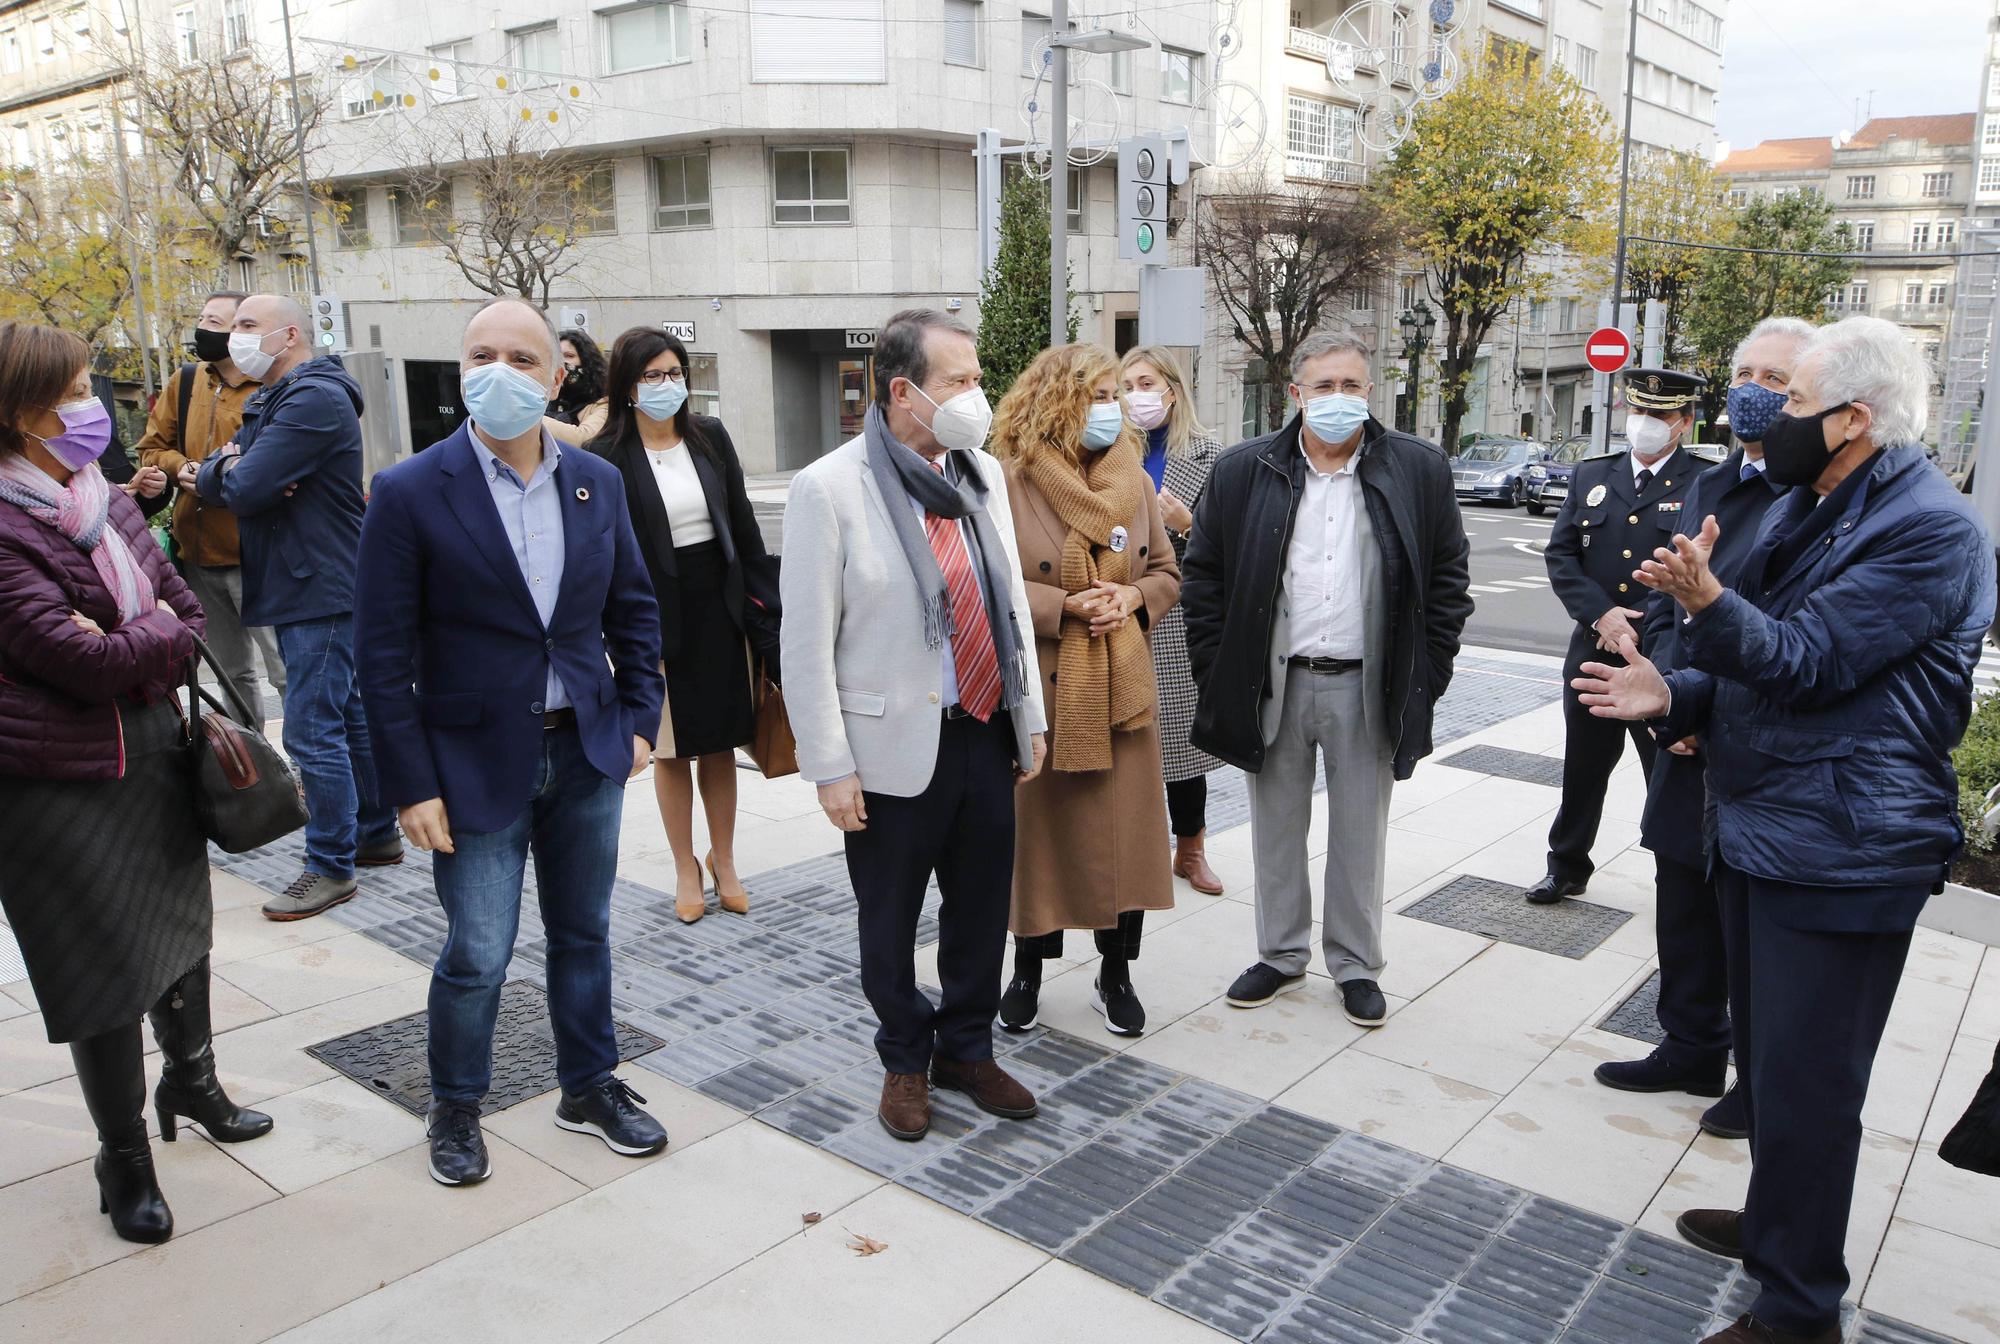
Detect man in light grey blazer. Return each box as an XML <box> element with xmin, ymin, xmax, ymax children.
<box><xmin>781</xmin><ymin>309</ymin><xmax>1048</xmax><ymax>1142</ymax></box>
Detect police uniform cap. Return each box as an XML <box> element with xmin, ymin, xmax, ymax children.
<box><xmin>1623</xmin><ymin>366</ymin><xmax>1704</xmax><ymax>413</ymax></box>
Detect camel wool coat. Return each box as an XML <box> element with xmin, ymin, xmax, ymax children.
<box><xmin>1005</xmin><ymin>455</ymin><xmax>1181</xmax><ymax>939</ymax></box>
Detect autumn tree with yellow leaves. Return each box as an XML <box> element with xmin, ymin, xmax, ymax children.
<box><xmin>1622</xmin><ymin>150</ymin><xmax>1732</xmax><ymax>368</ymax></box>
<box><xmin>1378</xmin><ymin>47</ymin><xmax>1616</xmax><ymax>450</ymax></box>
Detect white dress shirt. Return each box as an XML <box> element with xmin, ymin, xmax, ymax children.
<box><xmin>1286</xmin><ymin>445</ymin><xmax>1367</xmax><ymax>660</ymax></box>
<box><xmin>645</xmin><ymin>441</ymin><xmax>715</xmax><ymax>545</ymax></box>
<box><xmin>1630</xmin><ymin>451</ymin><xmax>1669</xmax><ymax>488</ymax></box>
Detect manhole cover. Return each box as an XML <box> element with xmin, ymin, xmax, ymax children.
<box><xmin>308</xmin><ymin>980</ymin><xmax>663</xmax><ymax>1117</ymax></box>
<box><xmin>1400</xmin><ymin>875</ymin><xmax>1631</xmax><ymax>959</ymax></box>
<box><xmin>1598</xmin><ymin>969</ymin><xmax>1666</xmax><ymax>1045</ymax></box>
<box><xmin>1436</xmin><ymin>744</ymin><xmax>1566</xmax><ymax>788</ymax></box>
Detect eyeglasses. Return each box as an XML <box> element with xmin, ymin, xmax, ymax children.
<box><xmin>638</xmin><ymin>369</ymin><xmax>686</xmax><ymax>386</ymax></box>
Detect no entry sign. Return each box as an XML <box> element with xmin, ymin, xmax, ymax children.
<box><xmin>1585</xmin><ymin>327</ymin><xmax>1633</xmax><ymax>374</ymax></box>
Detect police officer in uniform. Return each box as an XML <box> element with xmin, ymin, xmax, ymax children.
<box><xmin>1526</xmin><ymin>368</ymin><xmax>1702</xmax><ymax>905</ymax></box>
<box><xmin>1594</xmin><ymin>325</ymin><xmax>1806</xmax><ymax>1136</ymax></box>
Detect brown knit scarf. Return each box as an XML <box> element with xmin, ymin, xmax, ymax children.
<box><xmin>1026</xmin><ymin>439</ymin><xmax>1155</xmax><ymax>773</ymax></box>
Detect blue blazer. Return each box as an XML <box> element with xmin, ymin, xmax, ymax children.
<box><xmin>354</xmin><ymin>425</ymin><xmax>665</xmax><ymax>834</ymax></box>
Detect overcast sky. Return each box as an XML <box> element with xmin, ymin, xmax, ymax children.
<box><xmin>1714</xmin><ymin>0</ymin><xmax>1989</xmax><ymax>148</ymax></box>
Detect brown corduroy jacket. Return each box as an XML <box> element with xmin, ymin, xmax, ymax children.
<box><xmin>137</xmin><ymin>362</ymin><xmax>261</xmax><ymax>567</ymax></box>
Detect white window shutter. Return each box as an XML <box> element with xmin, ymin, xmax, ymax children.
<box><xmin>751</xmin><ymin>0</ymin><xmax>886</xmax><ymax>83</ymax></box>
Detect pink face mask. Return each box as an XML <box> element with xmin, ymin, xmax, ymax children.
<box><xmin>1126</xmin><ymin>389</ymin><xmax>1170</xmax><ymax>431</ymax></box>
<box><xmin>34</xmin><ymin>397</ymin><xmax>113</xmax><ymax>471</ymax></box>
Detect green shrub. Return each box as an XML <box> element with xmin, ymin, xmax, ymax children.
<box><xmin>1954</xmin><ymin>690</ymin><xmax>2000</xmax><ymax>854</ymax></box>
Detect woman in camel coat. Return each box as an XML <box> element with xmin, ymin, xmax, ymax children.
<box><xmin>990</xmin><ymin>343</ymin><xmax>1179</xmax><ymax>1038</ymax></box>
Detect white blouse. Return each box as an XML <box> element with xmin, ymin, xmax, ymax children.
<box><xmin>645</xmin><ymin>441</ymin><xmax>715</xmax><ymax>546</ymax></box>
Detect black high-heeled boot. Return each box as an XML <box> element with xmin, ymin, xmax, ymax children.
<box><xmin>148</xmin><ymin>957</ymin><xmax>273</xmax><ymax>1143</ymax></box>
<box><xmin>70</xmin><ymin>1023</ymin><xmax>173</xmax><ymax>1244</ymax></box>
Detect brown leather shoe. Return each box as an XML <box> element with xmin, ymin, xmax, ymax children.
<box><xmin>1701</xmin><ymin>1314</ymin><xmax>1840</xmax><ymax>1344</ymax></box>
<box><xmin>1172</xmin><ymin>830</ymin><xmax>1225</xmax><ymax>895</ymax></box>
<box><xmin>878</xmin><ymin>1071</ymin><xmax>931</xmax><ymax>1141</ymax></box>
<box><xmin>1675</xmin><ymin>1207</ymin><xmax>1744</xmax><ymax>1260</ymax></box>
<box><xmin>931</xmin><ymin>1057</ymin><xmax>1037</xmax><ymax>1120</ymax></box>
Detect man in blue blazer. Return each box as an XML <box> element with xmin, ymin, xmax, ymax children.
<box><xmin>356</xmin><ymin>298</ymin><xmax>667</xmax><ymax>1188</ymax></box>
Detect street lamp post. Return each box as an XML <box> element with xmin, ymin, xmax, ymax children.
<box><xmin>1398</xmin><ymin>301</ymin><xmax>1436</xmax><ymax>435</ymax></box>
<box><xmin>1044</xmin><ymin>16</ymin><xmax>1149</xmax><ymax>347</ymax></box>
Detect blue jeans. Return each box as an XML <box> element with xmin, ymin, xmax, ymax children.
<box><xmin>428</xmin><ymin>725</ymin><xmax>623</xmax><ymax>1103</ymax></box>
<box><xmin>275</xmin><ymin>616</ymin><xmax>397</xmax><ymax>879</ymax></box>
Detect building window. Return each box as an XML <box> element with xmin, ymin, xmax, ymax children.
<box><xmin>327</xmin><ymin>189</ymin><xmax>370</xmax><ymax>249</ymax></box>
<box><xmin>1849</xmin><ymin>220</ymin><xmax>1874</xmax><ymax>251</ymax></box>
<box><xmin>1387</xmin><ymin>8</ymin><xmax>1411</xmax><ymax>79</ymax></box>
<box><xmin>391</xmin><ymin>182</ymin><xmax>450</xmax><ymax>245</ymax></box>
<box><xmin>1939</xmin><ymin>220</ymin><xmax>1958</xmax><ymax>249</ymax></box>
<box><xmin>508</xmin><ymin>23</ymin><xmax>561</xmax><ymax>88</ymax></box>
<box><xmin>1286</xmin><ymin>92</ymin><xmax>1360</xmax><ymax>184</ymax></box>
<box><xmin>342</xmin><ymin>59</ymin><xmax>414</xmax><ymax>119</ymax></box>
<box><xmin>31</xmin><ymin>17</ymin><xmax>54</xmax><ymax>60</ymax></box>
<box><xmin>1913</xmin><ymin>221</ymin><xmax>1934</xmax><ymax>251</ymax></box>
<box><xmin>1921</xmin><ymin>171</ymin><xmax>1952</xmax><ymax>199</ymax></box>
<box><xmin>603</xmin><ymin>3</ymin><xmax>690</xmax><ymax>74</ymax></box>
<box><xmin>235</xmin><ymin>258</ymin><xmax>255</xmax><ymax>293</ymax></box>
<box><xmin>750</xmin><ymin>0</ymin><xmax>886</xmax><ymax>83</ymax></box>
<box><xmin>1108</xmin><ymin>46</ymin><xmax>1132</xmax><ymax>94</ymax></box>
<box><xmin>651</xmin><ymin>151</ymin><xmax>712</xmax><ymax>229</ymax></box>
<box><xmin>223</xmin><ymin>0</ymin><xmax>250</xmax><ymax>52</ymax></box>
<box><xmin>428</xmin><ymin>40</ymin><xmax>474</xmax><ymax>101</ymax></box>
<box><xmin>1986</xmin><ymin>120</ymin><xmax>2000</xmax><ymax>150</ymax></box>
<box><xmin>1929</xmin><ymin>282</ymin><xmax>1949</xmax><ymax>306</ymax></box>
<box><xmin>1991</xmin><ymin>66</ymin><xmax>2000</xmax><ymax>103</ymax></box>
<box><xmin>1</xmin><ymin>31</ymin><xmax>20</xmax><ymax>76</ymax></box>
<box><xmin>1550</xmin><ymin>36</ymin><xmax>1568</xmax><ymax>69</ymax></box>
<box><xmin>1020</xmin><ymin>12</ymin><xmax>1049</xmax><ymax>77</ymax></box>
<box><xmin>1727</xmin><ymin>186</ymin><xmax>1748</xmax><ymax>206</ymax></box>
<box><xmin>1400</xmin><ymin>275</ymin><xmax>1421</xmax><ymax>312</ymax></box>
<box><xmin>1528</xmin><ymin>299</ymin><xmax>1547</xmax><ymax>333</ymax></box>
<box><xmin>1574</xmin><ymin>45</ymin><xmax>1597</xmax><ymax>86</ymax></box>
<box><xmin>1558</xmin><ymin>296</ymin><xmax>1579</xmax><ymax>331</ymax></box>
<box><xmin>173</xmin><ymin>6</ymin><xmax>197</xmax><ymax>63</ymax></box>
<box><xmin>771</xmin><ymin>146</ymin><xmax>850</xmax><ymax>224</ymax></box>
<box><xmin>944</xmin><ymin>0</ymin><xmax>981</xmax><ymax>68</ymax></box>
<box><xmin>1002</xmin><ymin>159</ymin><xmax>1083</xmax><ymax>232</ymax></box>
<box><xmin>686</xmin><ymin>353</ymin><xmax>720</xmax><ymax>419</ymax></box>
<box><xmin>1160</xmin><ymin>47</ymin><xmax>1198</xmax><ymax>104</ymax></box>
<box><xmin>1983</xmin><ymin>158</ymin><xmax>2000</xmax><ymax>192</ymax></box>
<box><xmin>574</xmin><ymin>163</ymin><xmax>617</xmax><ymax>234</ymax></box>
<box><xmin>1847</xmin><ymin>281</ymin><xmax>1869</xmax><ymax>312</ymax></box>
<box><xmin>1845</xmin><ymin>174</ymin><xmax>1874</xmax><ymax>200</ymax></box>
<box><xmin>1904</xmin><ymin>281</ymin><xmax>1926</xmax><ymax>306</ymax></box>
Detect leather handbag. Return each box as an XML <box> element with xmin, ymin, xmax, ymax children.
<box><xmin>1940</xmin><ymin>1037</ymin><xmax>2000</xmax><ymax>1178</ymax></box>
<box><xmin>182</xmin><ymin>634</ymin><xmax>309</xmax><ymax>853</ymax></box>
<box><xmin>748</xmin><ymin>658</ymin><xmax>798</xmax><ymax>779</ymax></box>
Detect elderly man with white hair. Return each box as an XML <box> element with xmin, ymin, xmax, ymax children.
<box><xmin>1575</xmin><ymin>315</ymin><xmax>1995</xmax><ymax>1344</ymax></box>
<box><xmin>1596</xmin><ymin>316</ymin><xmax>1816</xmax><ymax>1138</ymax></box>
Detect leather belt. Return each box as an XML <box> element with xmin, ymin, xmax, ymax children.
<box><xmin>1287</xmin><ymin>656</ymin><xmax>1363</xmax><ymax>674</ymax></box>
<box><xmin>942</xmin><ymin>704</ymin><xmax>976</xmax><ymax>720</ymax></box>
<box><xmin>543</xmin><ymin>707</ymin><xmax>577</xmax><ymax>731</ymax></box>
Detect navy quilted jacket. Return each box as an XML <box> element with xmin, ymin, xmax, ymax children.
<box><xmin>1663</xmin><ymin>445</ymin><xmax>1995</xmax><ymax>890</ymax></box>
<box><xmin>0</xmin><ymin>485</ymin><xmax>203</xmax><ymax>780</ymax></box>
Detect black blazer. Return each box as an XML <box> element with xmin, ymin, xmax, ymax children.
<box><xmin>592</xmin><ymin>415</ymin><xmax>780</xmax><ymax>667</ymax></box>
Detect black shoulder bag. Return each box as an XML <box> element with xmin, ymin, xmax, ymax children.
<box><xmin>182</xmin><ymin>633</ymin><xmax>309</xmax><ymax>852</ymax></box>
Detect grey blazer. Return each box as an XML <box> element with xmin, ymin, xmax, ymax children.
<box><xmin>780</xmin><ymin>435</ymin><xmax>1048</xmax><ymax>798</ymax></box>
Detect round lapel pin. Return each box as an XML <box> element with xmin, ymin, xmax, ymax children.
<box><xmin>575</xmin><ymin>487</ymin><xmax>590</xmax><ymax>502</ymax></box>
<box><xmin>1108</xmin><ymin>525</ymin><xmax>1128</xmax><ymax>554</ymax></box>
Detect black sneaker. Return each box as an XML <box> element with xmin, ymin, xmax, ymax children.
<box><xmin>998</xmin><ymin>976</ymin><xmax>1041</xmax><ymax>1032</ymax></box>
<box><xmin>426</xmin><ymin>1101</ymin><xmax>491</xmax><ymax>1187</ymax></box>
<box><xmin>1225</xmin><ymin>963</ymin><xmax>1307</xmax><ymax>1008</ymax></box>
<box><xmin>555</xmin><ymin>1076</ymin><xmax>668</xmax><ymax>1156</ymax></box>
<box><xmin>1339</xmin><ymin>979</ymin><xmax>1388</xmax><ymax>1027</ymax></box>
<box><xmin>1094</xmin><ymin>975</ymin><xmax>1146</xmax><ymax>1036</ymax></box>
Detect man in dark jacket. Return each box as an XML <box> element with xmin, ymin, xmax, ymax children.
<box><xmin>1600</xmin><ymin>320</ymin><xmax>1808</xmax><ymax>1137</ymax></box>
<box><xmin>197</xmin><ymin>294</ymin><xmax>400</xmax><ymax>920</ymax></box>
<box><xmin>1576</xmin><ymin>316</ymin><xmax>1995</xmax><ymax>1344</ymax></box>
<box><xmin>1183</xmin><ymin>331</ymin><xmax>1471</xmax><ymax>1027</ymax></box>
<box><xmin>1528</xmin><ymin>368</ymin><xmax>1702</xmax><ymax>904</ymax></box>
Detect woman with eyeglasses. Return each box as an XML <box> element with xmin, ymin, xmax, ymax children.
<box><xmin>587</xmin><ymin>327</ymin><xmax>779</xmax><ymax>922</ymax></box>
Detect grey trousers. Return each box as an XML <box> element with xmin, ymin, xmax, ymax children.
<box><xmin>183</xmin><ymin>563</ymin><xmax>284</xmax><ymax>732</ymax></box>
<box><xmin>1247</xmin><ymin>665</ymin><xmax>1394</xmax><ymax>983</ymax></box>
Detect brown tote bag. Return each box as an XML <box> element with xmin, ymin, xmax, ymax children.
<box><xmin>749</xmin><ymin>659</ymin><xmax>797</xmax><ymax>778</ymax></box>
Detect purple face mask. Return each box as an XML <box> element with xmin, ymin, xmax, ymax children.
<box><xmin>35</xmin><ymin>397</ymin><xmax>114</xmax><ymax>471</ymax></box>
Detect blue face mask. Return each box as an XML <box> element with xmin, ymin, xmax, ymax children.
<box><xmin>461</xmin><ymin>361</ymin><xmax>551</xmax><ymax>441</ymax></box>
<box><xmin>1726</xmin><ymin>381</ymin><xmax>1786</xmax><ymax>443</ymax></box>
<box><xmin>1082</xmin><ymin>402</ymin><xmax>1125</xmax><ymax>450</ymax></box>
<box><xmin>636</xmin><ymin>378</ymin><xmax>688</xmax><ymax>423</ymax></box>
<box><xmin>1303</xmin><ymin>392</ymin><xmax>1370</xmax><ymax>444</ymax></box>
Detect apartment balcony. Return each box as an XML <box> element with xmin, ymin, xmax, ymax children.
<box><xmin>1285</xmin><ymin>153</ymin><xmax>1366</xmax><ymax>186</ymax></box>
<box><xmin>1881</xmin><ymin>303</ymin><xmax>1951</xmax><ymax>326</ymax></box>
<box><xmin>1286</xmin><ymin>27</ymin><xmax>1333</xmax><ymax>61</ymax></box>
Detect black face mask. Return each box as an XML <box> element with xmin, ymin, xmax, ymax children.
<box><xmin>1760</xmin><ymin>402</ymin><xmax>1851</xmax><ymax>488</ymax></box>
<box><xmin>192</xmin><ymin>327</ymin><xmax>232</xmax><ymax>363</ymax></box>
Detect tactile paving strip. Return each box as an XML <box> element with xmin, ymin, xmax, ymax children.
<box><xmin>1599</xmin><ymin>969</ymin><xmax>1668</xmax><ymax>1046</ymax></box>
<box><xmin>306</xmin><ymin>980</ymin><xmax>664</xmax><ymax>1117</ymax></box>
<box><xmin>1401</xmin><ymin>875</ymin><xmax>1632</xmax><ymax>961</ymax></box>
<box><xmin>1435</xmin><ymin>743</ymin><xmax>1568</xmax><ymax>788</ymax></box>
<box><xmin>227</xmin><ymin>804</ymin><xmax>1933</xmax><ymax>1344</ymax></box>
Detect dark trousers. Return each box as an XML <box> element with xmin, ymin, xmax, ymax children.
<box><xmin>844</xmin><ymin>713</ymin><xmax>1016</xmax><ymax>1075</ymax></box>
<box><xmin>1166</xmin><ymin>776</ymin><xmax>1207</xmax><ymax>838</ymax></box>
<box><xmin>428</xmin><ymin>725</ymin><xmax>623</xmax><ymax>1103</ymax></box>
<box><xmin>1653</xmin><ymin>855</ymin><xmax>1731</xmax><ymax>1063</ymax></box>
<box><xmin>1016</xmin><ymin>909</ymin><xmax>1145</xmax><ymax>962</ymax></box>
<box><xmin>1717</xmin><ymin>864</ymin><xmax>1914</xmax><ymax>1334</ymax></box>
<box><xmin>1547</xmin><ymin>630</ymin><xmax>1657</xmax><ymax>882</ymax></box>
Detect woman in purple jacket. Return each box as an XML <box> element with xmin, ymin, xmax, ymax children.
<box><xmin>0</xmin><ymin>322</ymin><xmax>271</xmax><ymax>1245</ymax></box>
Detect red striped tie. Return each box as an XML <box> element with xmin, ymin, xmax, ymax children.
<box><xmin>924</xmin><ymin>463</ymin><xmax>1003</xmax><ymax>722</ymax></box>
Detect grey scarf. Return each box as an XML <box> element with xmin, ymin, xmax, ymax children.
<box><xmin>864</xmin><ymin>404</ymin><xmax>1028</xmax><ymax>714</ymax></box>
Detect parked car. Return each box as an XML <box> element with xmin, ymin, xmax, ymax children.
<box><xmin>1526</xmin><ymin>434</ymin><xmax>1625</xmax><ymax>515</ymax></box>
<box><xmin>1450</xmin><ymin>437</ymin><xmax>1549</xmax><ymax>508</ymax></box>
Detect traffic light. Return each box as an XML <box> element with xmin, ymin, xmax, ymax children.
<box><xmin>1118</xmin><ymin>134</ymin><xmax>1168</xmax><ymax>264</ymax></box>
<box><xmin>311</xmin><ymin>293</ymin><xmax>348</xmax><ymax>354</ymax></box>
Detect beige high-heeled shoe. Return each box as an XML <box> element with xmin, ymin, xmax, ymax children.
<box><xmin>674</xmin><ymin>861</ymin><xmax>706</xmax><ymax>924</ymax></box>
<box><xmin>707</xmin><ymin>852</ymin><xmax>750</xmax><ymax>915</ymax></box>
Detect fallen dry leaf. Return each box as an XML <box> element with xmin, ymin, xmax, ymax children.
<box><xmin>802</xmin><ymin>1211</ymin><xmax>822</xmax><ymax>1225</ymax></box>
<box><xmin>847</xmin><ymin>1233</ymin><xmax>889</xmax><ymax>1257</ymax></box>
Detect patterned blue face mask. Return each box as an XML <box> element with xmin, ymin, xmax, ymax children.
<box><xmin>1726</xmin><ymin>381</ymin><xmax>1787</xmax><ymax>443</ymax></box>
